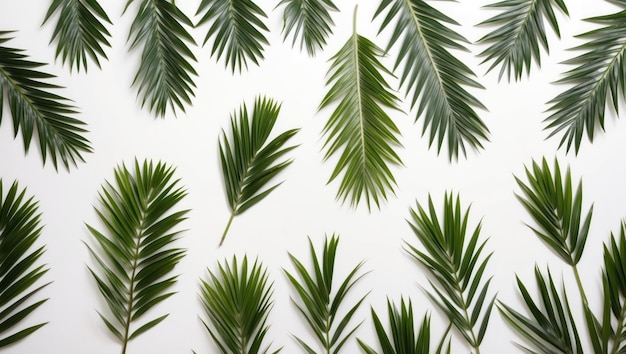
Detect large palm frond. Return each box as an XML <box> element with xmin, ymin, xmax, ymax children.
<box><xmin>319</xmin><ymin>6</ymin><xmax>403</xmax><ymax>210</ymax></box>
<box><xmin>218</xmin><ymin>96</ymin><xmax>299</xmax><ymax>246</ymax></box>
<box><xmin>43</xmin><ymin>0</ymin><xmax>112</xmax><ymax>72</ymax></box>
<box><xmin>85</xmin><ymin>159</ymin><xmax>188</xmax><ymax>354</ymax></box>
<box><xmin>125</xmin><ymin>0</ymin><xmax>197</xmax><ymax>117</ymax></box>
<box><xmin>374</xmin><ymin>0</ymin><xmax>489</xmax><ymax>159</ymax></box>
<box><xmin>0</xmin><ymin>180</ymin><xmax>49</xmax><ymax>348</ymax></box>
<box><xmin>0</xmin><ymin>31</ymin><xmax>92</xmax><ymax>170</ymax></box>
<box><xmin>276</xmin><ymin>0</ymin><xmax>338</xmax><ymax>56</ymax></box>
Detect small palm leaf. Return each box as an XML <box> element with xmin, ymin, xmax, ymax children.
<box><xmin>43</xmin><ymin>0</ymin><xmax>112</xmax><ymax>72</ymax></box>
<box><xmin>218</xmin><ymin>96</ymin><xmax>299</xmax><ymax>246</ymax></box>
<box><xmin>276</xmin><ymin>0</ymin><xmax>338</xmax><ymax>56</ymax></box>
<box><xmin>0</xmin><ymin>31</ymin><xmax>92</xmax><ymax>170</ymax></box>
<box><xmin>319</xmin><ymin>5</ymin><xmax>403</xmax><ymax>210</ymax></box>
<box><xmin>285</xmin><ymin>234</ymin><xmax>368</xmax><ymax>354</ymax></box>
<box><xmin>85</xmin><ymin>159</ymin><xmax>188</xmax><ymax>354</ymax></box>
<box><xmin>200</xmin><ymin>255</ymin><xmax>281</xmax><ymax>354</ymax></box>
<box><xmin>0</xmin><ymin>180</ymin><xmax>50</xmax><ymax>348</ymax></box>
<box><xmin>196</xmin><ymin>0</ymin><xmax>269</xmax><ymax>73</ymax></box>
<box><xmin>477</xmin><ymin>0</ymin><xmax>569</xmax><ymax>81</ymax></box>
<box><xmin>405</xmin><ymin>193</ymin><xmax>495</xmax><ymax>353</ymax></box>
<box><xmin>374</xmin><ymin>0</ymin><xmax>489</xmax><ymax>159</ymax></box>
<box><xmin>125</xmin><ymin>0</ymin><xmax>198</xmax><ymax>117</ymax></box>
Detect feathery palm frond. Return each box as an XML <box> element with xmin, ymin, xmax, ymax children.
<box><xmin>85</xmin><ymin>159</ymin><xmax>188</xmax><ymax>354</ymax></box>
<box><xmin>276</xmin><ymin>0</ymin><xmax>338</xmax><ymax>56</ymax></box>
<box><xmin>285</xmin><ymin>235</ymin><xmax>368</xmax><ymax>354</ymax></box>
<box><xmin>405</xmin><ymin>193</ymin><xmax>495</xmax><ymax>353</ymax></box>
<box><xmin>43</xmin><ymin>0</ymin><xmax>112</xmax><ymax>72</ymax></box>
<box><xmin>200</xmin><ymin>255</ymin><xmax>281</xmax><ymax>354</ymax></box>
<box><xmin>196</xmin><ymin>0</ymin><xmax>269</xmax><ymax>73</ymax></box>
<box><xmin>477</xmin><ymin>0</ymin><xmax>569</xmax><ymax>81</ymax></box>
<box><xmin>0</xmin><ymin>180</ymin><xmax>50</xmax><ymax>348</ymax></box>
<box><xmin>319</xmin><ymin>5</ymin><xmax>403</xmax><ymax>210</ymax></box>
<box><xmin>0</xmin><ymin>31</ymin><xmax>92</xmax><ymax>170</ymax></box>
<box><xmin>218</xmin><ymin>96</ymin><xmax>299</xmax><ymax>246</ymax></box>
<box><xmin>125</xmin><ymin>0</ymin><xmax>197</xmax><ymax>117</ymax></box>
<box><xmin>374</xmin><ymin>0</ymin><xmax>489</xmax><ymax>159</ymax></box>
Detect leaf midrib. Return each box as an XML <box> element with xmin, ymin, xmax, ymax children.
<box><xmin>351</xmin><ymin>9</ymin><xmax>367</xmax><ymax>178</ymax></box>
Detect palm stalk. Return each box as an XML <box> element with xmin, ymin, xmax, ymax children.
<box><xmin>276</xmin><ymin>0</ymin><xmax>338</xmax><ymax>56</ymax></box>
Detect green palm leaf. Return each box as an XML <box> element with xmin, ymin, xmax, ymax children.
<box><xmin>0</xmin><ymin>180</ymin><xmax>50</xmax><ymax>348</ymax></box>
<box><xmin>276</xmin><ymin>0</ymin><xmax>338</xmax><ymax>56</ymax></box>
<box><xmin>374</xmin><ymin>0</ymin><xmax>489</xmax><ymax>159</ymax></box>
<box><xmin>477</xmin><ymin>0</ymin><xmax>569</xmax><ymax>81</ymax></box>
<box><xmin>125</xmin><ymin>0</ymin><xmax>197</xmax><ymax>117</ymax></box>
<box><xmin>285</xmin><ymin>234</ymin><xmax>368</xmax><ymax>354</ymax></box>
<box><xmin>218</xmin><ymin>96</ymin><xmax>299</xmax><ymax>246</ymax></box>
<box><xmin>85</xmin><ymin>159</ymin><xmax>188</xmax><ymax>354</ymax></box>
<box><xmin>319</xmin><ymin>5</ymin><xmax>403</xmax><ymax>210</ymax></box>
<box><xmin>43</xmin><ymin>0</ymin><xmax>112</xmax><ymax>72</ymax></box>
<box><xmin>0</xmin><ymin>31</ymin><xmax>92</xmax><ymax>170</ymax></box>
<box><xmin>196</xmin><ymin>0</ymin><xmax>269</xmax><ymax>73</ymax></box>
<box><xmin>200</xmin><ymin>255</ymin><xmax>281</xmax><ymax>354</ymax></box>
<box><xmin>405</xmin><ymin>193</ymin><xmax>495</xmax><ymax>353</ymax></box>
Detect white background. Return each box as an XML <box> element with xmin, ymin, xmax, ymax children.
<box><xmin>1</xmin><ymin>1</ymin><xmax>625</xmax><ymax>353</ymax></box>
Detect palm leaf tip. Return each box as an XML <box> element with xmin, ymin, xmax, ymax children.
<box><xmin>276</xmin><ymin>0</ymin><xmax>339</xmax><ymax>56</ymax></box>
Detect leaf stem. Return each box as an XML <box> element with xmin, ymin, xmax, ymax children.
<box><xmin>121</xmin><ymin>227</ymin><xmax>143</xmax><ymax>354</ymax></box>
<box><xmin>571</xmin><ymin>264</ymin><xmax>589</xmax><ymax>307</ymax></box>
<box><xmin>219</xmin><ymin>212</ymin><xmax>235</xmax><ymax>246</ymax></box>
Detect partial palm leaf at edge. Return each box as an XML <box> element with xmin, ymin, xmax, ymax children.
<box><xmin>276</xmin><ymin>0</ymin><xmax>338</xmax><ymax>56</ymax></box>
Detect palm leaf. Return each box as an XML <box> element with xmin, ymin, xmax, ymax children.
<box><xmin>196</xmin><ymin>0</ymin><xmax>269</xmax><ymax>73</ymax></box>
<box><xmin>285</xmin><ymin>234</ymin><xmax>368</xmax><ymax>354</ymax></box>
<box><xmin>85</xmin><ymin>159</ymin><xmax>188</xmax><ymax>354</ymax></box>
<box><xmin>125</xmin><ymin>0</ymin><xmax>198</xmax><ymax>117</ymax></box>
<box><xmin>218</xmin><ymin>96</ymin><xmax>299</xmax><ymax>246</ymax></box>
<box><xmin>319</xmin><ymin>5</ymin><xmax>403</xmax><ymax>210</ymax></box>
<box><xmin>0</xmin><ymin>31</ymin><xmax>92</xmax><ymax>170</ymax></box>
<box><xmin>199</xmin><ymin>255</ymin><xmax>281</xmax><ymax>354</ymax></box>
<box><xmin>0</xmin><ymin>180</ymin><xmax>50</xmax><ymax>348</ymax></box>
<box><xmin>374</xmin><ymin>0</ymin><xmax>489</xmax><ymax>159</ymax></box>
<box><xmin>43</xmin><ymin>0</ymin><xmax>112</xmax><ymax>72</ymax></box>
<box><xmin>276</xmin><ymin>0</ymin><xmax>338</xmax><ymax>56</ymax></box>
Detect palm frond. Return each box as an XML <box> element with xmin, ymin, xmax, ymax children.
<box><xmin>125</xmin><ymin>0</ymin><xmax>197</xmax><ymax>117</ymax></box>
<box><xmin>319</xmin><ymin>5</ymin><xmax>403</xmax><ymax>210</ymax></box>
<box><xmin>374</xmin><ymin>0</ymin><xmax>489</xmax><ymax>159</ymax></box>
<box><xmin>0</xmin><ymin>180</ymin><xmax>50</xmax><ymax>348</ymax></box>
<box><xmin>85</xmin><ymin>159</ymin><xmax>188</xmax><ymax>354</ymax></box>
<box><xmin>200</xmin><ymin>255</ymin><xmax>281</xmax><ymax>354</ymax></box>
<box><xmin>276</xmin><ymin>0</ymin><xmax>338</xmax><ymax>56</ymax></box>
<box><xmin>43</xmin><ymin>0</ymin><xmax>112</xmax><ymax>72</ymax></box>
<box><xmin>285</xmin><ymin>234</ymin><xmax>368</xmax><ymax>354</ymax></box>
<box><xmin>196</xmin><ymin>0</ymin><xmax>269</xmax><ymax>73</ymax></box>
<box><xmin>0</xmin><ymin>31</ymin><xmax>92</xmax><ymax>170</ymax></box>
<box><xmin>477</xmin><ymin>0</ymin><xmax>569</xmax><ymax>81</ymax></box>
<box><xmin>218</xmin><ymin>96</ymin><xmax>299</xmax><ymax>246</ymax></box>
<box><xmin>544</xmin><ymin>4</ymin><xmax>626</xmax><ymax>152</ymax></box>
<box><xmin>405</xmin><ymin>193</ymin><xmax>495</xmax><ymax>353</ymax></box>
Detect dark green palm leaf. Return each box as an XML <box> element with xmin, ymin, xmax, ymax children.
<box><xmin>285</xmin><ymin>234</ymin><xmax>368</xmax><ymax>354</ymax></box>
<box><xmin>43</xmin><ymin>0</ymin><xmax>112</xmax><ymax>72</ymax></box>
<box><xmin>276</xmin><ymin>0</ymin><xmax>338</xmax><ymax>56</ymax></box>
<box><xmin>0</xmin><ymin>180</ymin><xmax>50</xmax><ymax>348</ymax></box>
<box><xmin>85</xmin><ymin>159</ymin><xmax>188</xmax><ymax>354</ymax></box>
<box><xmin>0</xmin><ymin>31</ymin><xmax>92</xmax><ymax>170</ymax></box>
<box><xmin>125</xmin><ymin>0</ymin><xmax>198</xmax><ymax>117</ymax></box>
<box><xmin>319</xmin><ymin>5</ymin><xmax>403</xmax><ymax>210</ymax></box>
<box><xmin>218</xmin><ymin>96</ymin><xmax>299</xmax><ymax>246</ymax></box>
<box><xmin>374</xmin><ymin>0</ymin><xmax>489</xmax><ymax>159</ymax></box>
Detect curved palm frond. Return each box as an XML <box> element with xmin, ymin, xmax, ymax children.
<box><xmin>319</xmin><ymin>6</ymin><xmax>403</xmax><ymax>210</ymax></box>
<box><xmin>218</xmin><ymin>96</ymin><xmax>299</xmax><ymax>246</ymax></box>
<box><xmin>374</xmin><ymin>0</ymin><xmax>489</xmax><ymax>159</ymax></box>
<box><xmin>285</xmin><ymin>234</ymin><xmax>368</xmax><ymax>354</ymax></box>
<box><xmin>85</xmin><ymin>159</ymin><xmax>188</xmax><ymax>354</ymax></box>
<box><xmin>196</xmin><ymin>0</ymin><xmax>269</xmax><ymax>73</ymax></box>
<box><xmin>200</xmin><ymin>255</ymin><xmax>281</xmax><ymax>354</ymax></box>
<box><xmin>125</xmin><ymin>0</ymin><xmax>198</xmax><ymax>117</ymax></box>
<box><xmin>0</xmin><ymin>31</ymin><xmax>92</xmax><ymax>170</ymax></box>
<box><xmin>276</xmin><ymin>0</ymin><xmax>338</xmax><ymax>56</ymax></box>
<box><xmin>0</xmin><ymin>180</ymin><xmax>50</xmax><ymax>348</ymax></box>
<box><xmin>477</xmin><ymin>0</ymin><xmax>569</xmax><ymax>81</ymax></box>
<box><xmin>43</xmin><ymin>0</ymin><xmax>112</xmax><ymax>72</ymax></box>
